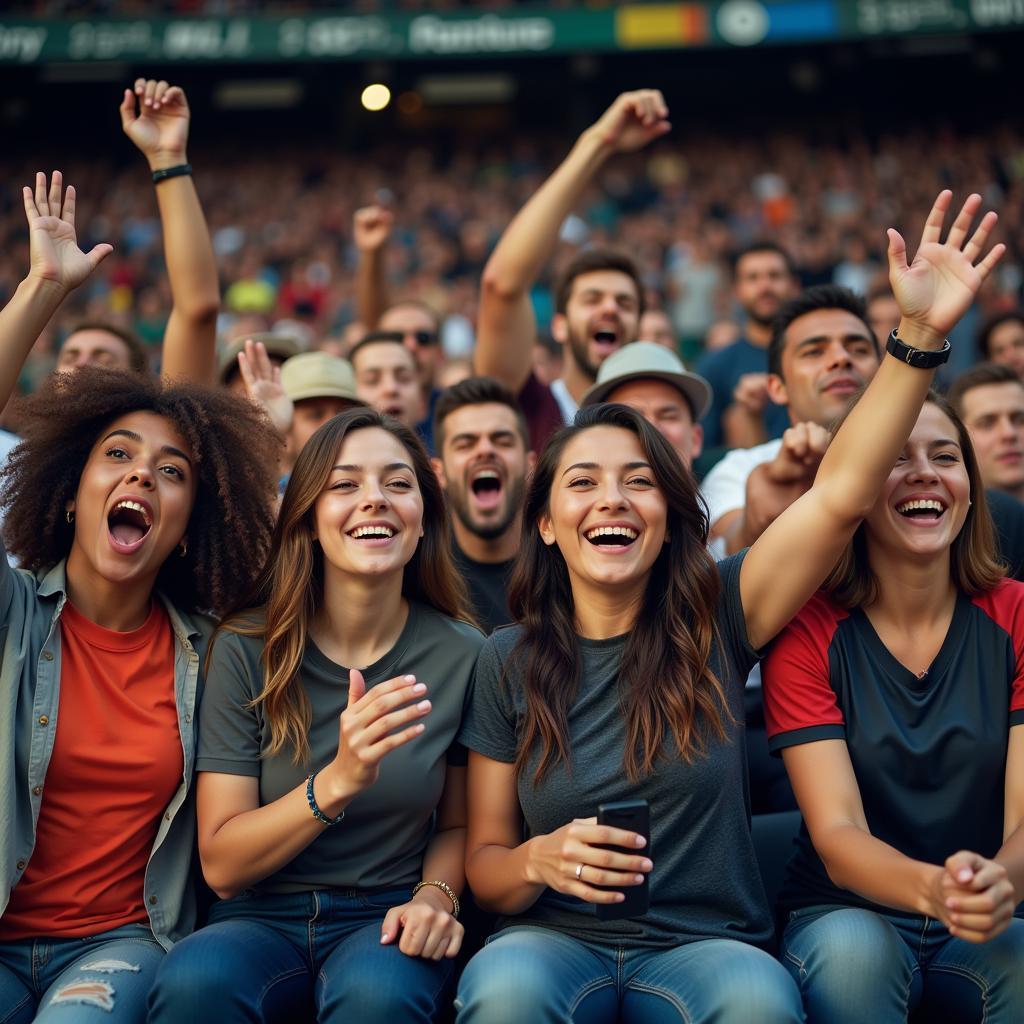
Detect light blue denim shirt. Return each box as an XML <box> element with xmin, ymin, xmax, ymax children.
<box><xmin>0</xmin><ymin>550</ymin><xmax>211</xmax><ymax>950</ymax></box>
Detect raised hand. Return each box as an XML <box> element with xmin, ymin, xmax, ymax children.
<box><xmin>524</xmin><ymin>816</ymin><xmax>651</xmax><ymax>905</ymax></box>
<box><xmin>767</xmin><ymin>422</ymin><xmax>831</xmax><ymax>485</ymax></box>
<box><xmin>888</xmin><ymin>191</ymin><xmax>1005</xmax><ymax>342</ymax></box>
<box><xmin>323</xmin><ymin>670</ymin><xmax>430</xmax><ymax>797</ymax></box>
<box><xmin>354</xmin><ymin>205</ymin><xmax>394</xmax><ymax>253</ymax></box>
<box><xmin>590</xmin><ymin>90</ymin><xmax>671</xmax><ymax>154</ymax></box>
<box><xmin>23</xmin><ymin>171</ymin><xmax>112</xmax><ymax>293</ymax></box>
<box><xmin>120</xmin><ymin>78</ymin><xmax>190</xmax><ymax>168</ymax></box>
<box><xmin>237</xmin><ymin>339</ymin><xmax>294</xmax><ymax>437</ymax></box>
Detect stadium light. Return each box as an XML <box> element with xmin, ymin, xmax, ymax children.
<box><xmin>361</xmin><ymin>83</ymin><xmax>391</xmax><ymax>112</ymax></box>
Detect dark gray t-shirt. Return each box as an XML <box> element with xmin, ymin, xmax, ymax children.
<box><xmin>197</xmin><ymin>602</ymin><xmax>484</xmax><ymax>893</ymax></box>
<box><xmin>458</xmin><ymin>552</ymin><xmax>772</xmax><ymax>949</ymax></box>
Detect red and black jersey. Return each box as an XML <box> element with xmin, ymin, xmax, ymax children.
<box><xmin>762</xmin><ymin>581</ymin><xmax>1024</xmax><ymax>917</ymax></box>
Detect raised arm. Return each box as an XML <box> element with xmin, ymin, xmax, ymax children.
<box><xmin>354</xmin><ymin>204</ymin><xmax>394</xmax><ymax>331</ymax></box>
<box><xmin>121</xmin><ymin>78</ymin><xmax>219</xmax><ymax>385</ymax></box>
<box><xmin>0</xmin><ymin>172</ymin><xmax>111</xmax><ymax>409</ymax></box>
<box><xmin>474</xmin><ymin>90</ymin><xmax>670</xmax><ymax>392</ymax></box>
<box><xmin>741</xmin><ymin>191</ymin><xmax>1004</xmax><ymax>649</ymax></box>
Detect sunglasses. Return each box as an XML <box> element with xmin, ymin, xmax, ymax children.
<box><xmin>362</xmin><ymin>329</ymin><xmax>439</xmax><ymax>347</ymax></box>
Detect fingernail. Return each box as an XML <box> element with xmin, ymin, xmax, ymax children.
<box><xmin>641</xmin><ymin>860</ymin><xmax>653</xmax><ymax>871</ymax></box>
<box><xmin>404</xmin><ymin>675</ymin><xmax>416</xmax><ymax>683</ymax></box>
<box><xmin>615</xmin><ymin>893</ymin><xmax>625</xmax><ymax>902</ymax></box>
<box><xmin>635</xmin><ymin>836</ymin><xmax>647</xmax><ymax>848</ymax></box>
<box><xmin>413</xmin><ymin>683</ymin><xmax>427</xmax><ymax>694</ymax></box>
<box><xmin>417</xmin><ymin>700</ymin><xmax>431</xmax><ymax>712</ymax></box>
<box><xmin>635</xmin><ymin>875</ymin><xmax>645</xmax><ymax>884</ymax></box>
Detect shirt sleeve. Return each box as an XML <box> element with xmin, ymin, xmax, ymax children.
<box><xmin>761</xmin><ymin>595</ymin><xmax>847</xmax><ymax>754</ymax></box>
<box><xmin>700</xmin><ymin>449</ymin><xmax>759</xmax><ymax>528</ymax></box>
<box><xmin>457</xmin><ymin>631</ymin><xmax>520</xmax><ymax>764</ymax></box>
<box><xmin>714</xmin><ymin>552</ymin><xmax>760</xmax><ymax>681</ymax></box>
<box><xmin>196</xmin><ymin>630</ymin><xmax>264</xmax><ymax>776</ymax></box>
<box><xmin>517</xmin><ymin>373</ymin><xmax>563</xmax><ymax>453</ymax></box>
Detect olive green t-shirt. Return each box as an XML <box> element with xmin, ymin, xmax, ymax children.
<box><xmin>196</xmin><ymin>602</ymin><xmax>484</xmax><ymax>893</ymax></box>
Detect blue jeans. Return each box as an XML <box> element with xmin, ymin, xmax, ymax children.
<box><xmin>455</xmin><ymin>924</ymin><xmax>804</xmax><ymax>1023</ymax></box>
<box><xmin>0</xmin><ymin>922</ymin><xmax>164</xmax><ymax>1024</ymax></box>
<box><xmin>782</xmin><ymin>905</ymin><xmax>1024</xmax><ymax>1023</ymax></box>
<box><xmin>149</xmin><ymin>886</ymin><xmax>454</xmax><ymax>1023</ymax></box>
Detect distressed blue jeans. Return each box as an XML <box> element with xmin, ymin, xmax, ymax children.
<box><xmin>455</xmin><ymin>924</ymin><xmax>804</xmax><ymax>1023</ymax></box>
<box><xmin>781</xmin><ymin>905</ymin><xmax>1024</xmax><ymax>1023</ymax></box>
<box><xmin>0</xmin><ymin>922</ymin><xmax>164</xmax><ymax>1024</ymax></box>
<box><xmin>149</xmin><ymin>885</ymin><xmax>455</xmax><ymax>1023</ymax></box>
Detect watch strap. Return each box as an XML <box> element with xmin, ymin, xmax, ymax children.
<box><xmin>886</xmin><ymin>328</ymin><xmax>951</xmax><ymax>369</ymax></box>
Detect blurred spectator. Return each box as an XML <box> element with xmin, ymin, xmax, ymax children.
<box><xmin>638</xmin><ymin>308</ymin><xmax>678</xmax><ymax>351</ymax></box>
<box><xmin>978</xmin><ymin>311</ymin><xmax>1024</xmax><ymax>380</ymax></box>
<box><xmin>866</xmin><ymin>285</ymin><xmax>902</xmax><ymax>346</ymax></box>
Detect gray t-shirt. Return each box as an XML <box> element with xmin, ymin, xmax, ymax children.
<box><xmin>458</xmin><ymin>552</ymin><xmax>772</xmax><ymax>949</ymax></box>
<box><xmin>197</xmin><ymin>601</ymin><xmax>484</xmax><ymax>893</ymax></box>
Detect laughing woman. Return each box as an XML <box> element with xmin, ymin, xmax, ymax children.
<box><xmin>762</xmin><ymin>391</ymin><xmax>1024</xmax><ymax>1023</ymax></box>
<box><xmin>0</xmin><ymin>174</ymin><xmax>278</xmax><ymax>1024</ymax></box>
<box><xmin>453</xmin><ymin>191</ymin><xmax>1004</xmax><ymax>1024</ymax></box>
<box><xmin>148</xmin><ymin>408</ymin><xmax>483</xmax><ymax>1023</ymax></box>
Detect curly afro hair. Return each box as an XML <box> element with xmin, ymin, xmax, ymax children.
<box><xmin>2</xmin><ymin>367</ymin><xmax>280</xmax><ymax>618</ymax></box>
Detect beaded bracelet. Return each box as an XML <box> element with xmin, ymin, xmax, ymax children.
<box><xmin>306</xmin><ymin>768</ymin><xmax>345</xmax><ymax>826</ymax></box>
<box><xmin>412</xmin><ymin>879</ymin><xmax>460</xmax><ymax>918</ymax></box>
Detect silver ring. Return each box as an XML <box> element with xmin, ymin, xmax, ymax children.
<box><xmin>575</xmin><ymin>863</ymin><xmax>584</xmax><ymax>880</ymax></box>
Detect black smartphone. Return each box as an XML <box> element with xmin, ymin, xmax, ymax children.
<box><xmin>595</xmin><ymin>799</ymin><xmax>650</xmax><ymax>921</ymax></box>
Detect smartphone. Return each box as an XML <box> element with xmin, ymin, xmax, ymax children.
<box><xmin>595</xmin><ymin>799</ymin><xmax>650</xmax><ymax>921</ymax></box>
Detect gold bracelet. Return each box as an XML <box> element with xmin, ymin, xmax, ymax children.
<box><xmin>412</xmin><ymin>879</ymin><xmax>460</xmax><ymax>918</ymax></box>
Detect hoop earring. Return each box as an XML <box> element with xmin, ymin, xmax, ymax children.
<box><xmin>178</xmin><ymin>539</ymin><xmax>188</xmax><ymax>558</ymax></box>
<box><xmin>65</xmin><ymin>510</ymin><xmax>74</xmax><ymax>524</ymax></box>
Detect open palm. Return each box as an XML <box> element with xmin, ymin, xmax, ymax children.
<box><xmin>24</xmin><ymin>171</ymin><xmax>111</xmax><ymax>292</ymax></box>
<box><xmin>889</xmin><ymin>191</ymin><xmax>1004</xmax><ymax>338</ymax></box>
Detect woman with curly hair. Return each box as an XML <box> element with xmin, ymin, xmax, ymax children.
<box><xmin>0</xmin><ymin>172</ymin><xmax>278</xmax><ymax>1024</ymax></box>
<box><xmin>148</xmin><ymin>407</ymin><xmax>484</xmax><ymax>1023</ymax></box>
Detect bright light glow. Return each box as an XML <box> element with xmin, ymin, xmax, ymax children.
<box><xmin>361</xmin><ymin>84</ymin><xmax>391</xmax><ymax>112</ymax></box>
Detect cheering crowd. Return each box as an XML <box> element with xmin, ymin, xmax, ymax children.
<box><xmin>1</xmin><ymin>79</ymin><xmax>1023</xmax><ymax>1024</ymax></box>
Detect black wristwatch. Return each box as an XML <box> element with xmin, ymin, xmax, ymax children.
<box><xmin>886</xmin><ymin>328</ymin><xmax>951</xmax><ymax>369</ymax></box>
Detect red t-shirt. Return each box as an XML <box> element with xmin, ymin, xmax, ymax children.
<box><xmin>0</xmin><ymin>600</ymin><xmax>182</xmax><ymax>939</ymax></box>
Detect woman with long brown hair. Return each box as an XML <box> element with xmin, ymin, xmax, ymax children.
<box><xmin>453</xmin><ymin>190</ymin><xmax>1004</xmax><ymax>1024</ymax></box>
<box><xmin>761</xmin><ymin>390</ymin><xmax>1024</xmax><ymax>1022</ymax></box>
<box><xmin>149</xmin><ymin>408</ymin><xmax>484</xmax><ymax>1023</ymax></box>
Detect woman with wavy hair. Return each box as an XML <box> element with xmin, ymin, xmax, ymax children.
<box><xmin>761</xmin><ymin>389</ymin><xmax>1024</xmax><ymax>1022</ymax></box>
<box><xmin>0</xmin><ymin>173</ymin><xmax>278</xmax><ymax>1024</ymax></box>
<box><xmin>453</xmin><ymin>190</ymin><xmax>1004</xmax><ymax>1024</ymax></box>
<box><xmin>150</xmin><ymin>407</ymin><xmax>484</xmax><ymax>1023</ymax></box>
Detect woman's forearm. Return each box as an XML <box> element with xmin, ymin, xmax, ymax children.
<box><xmin>200</xmin><ymin>772</ymin><xmax>358</xmax><ymax>898</ymax></box>
<box><xmin>466</xmin><ymin>839</ymin><xmax>546</xmax><ymax>915</ymax></box>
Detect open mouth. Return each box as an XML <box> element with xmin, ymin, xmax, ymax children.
<box><xmin>470</xmin><ymin>468</ymin><xmax>503</xmax><ymax>511</ymax></box>
<box><xmin>347</xmin><ymin>523</ymin><xmax>396</xmax><ymax>545</ymax></box>
<box><xmin>896</xmin><ymin>498</ymin><xmax>947</xmax><ymax>523</ymax></box>
<box><xmin>592</xmin><ymin>329</ymin><xmax>620</xmax><ymax>352</ymax></box>
<box><xmin>107</xmin><ymin>499</ymin><xmax>153</xmax><ymax>553</ymax></box>
<box><xmin>584</xmin><ymin>525</ymin><xmax>639</xmax><ymax>548</ymax></box>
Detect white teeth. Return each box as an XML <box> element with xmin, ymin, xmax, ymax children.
<box><xmin>474</xmin><ymin>469</ymin><xmax>499</xmax><ymax>481</ymax></box>
<box><xmin>112</xmin><ymin>500</ymin><xmax>151</xmax><ymax>526</ymax></box>
<box><xmin>350</xmin><ymin>525</ymin><xmax>395</xmax><ymax>539</ymax></box>
<box><xmin>584</xmin><ymin>526</ymin><xmax>639</xmax><ymax>541</ymax></box>
<box><xmin>896</xmin><ymin>499</ymin><xmax>945</xmax><ymax>515</ymax></box>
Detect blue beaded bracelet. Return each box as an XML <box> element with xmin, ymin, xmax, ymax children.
<box><xmin>306</xmin><ymin>768</ymin><xmax>345</xmax><ymax>826</ymax></box>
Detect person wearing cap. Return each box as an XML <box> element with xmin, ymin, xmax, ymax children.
<box><xmin>279</xmin><ymin>352</ymin><xmax>365</xmax><ymax>468</ymax></box>
<box><xmin>218</xmin><ymin>333</ymin><xmax>300</xmax><ymax>396</ymax></box>
<box><xmin>581</xmin><ymin>341</ymin><xmax>710</xmax><ymax>471</ymax></box>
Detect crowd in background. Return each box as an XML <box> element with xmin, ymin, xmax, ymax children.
<box><xmin>1</xmin><ymin>123</ymin><xmax>1022</xmax><ymax>396</ymax></box>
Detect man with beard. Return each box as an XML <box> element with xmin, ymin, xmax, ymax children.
<box><xmin>432</xmin><ymin>377</ymin><xmax>534</xmax><ymax>634</ymax></box>
<box><xmin>474</xmin><ymin>90</ymin><xmax>670</xmax><ymax>451</ymax></box>
<box><xmin>696</xmin><ymin>242</ymin><xmax>799</xmax><ymax>456</ymax></box>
